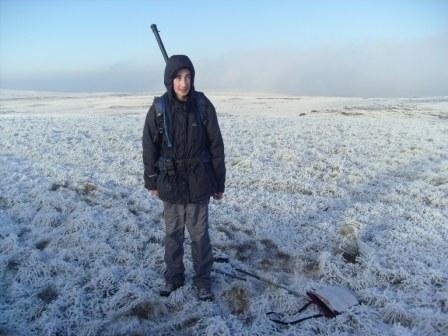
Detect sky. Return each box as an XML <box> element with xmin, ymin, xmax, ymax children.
<box><xmin>1</xmin><ymin>0</ymin><xmax>447</xmax><ymax>97</ymax></box>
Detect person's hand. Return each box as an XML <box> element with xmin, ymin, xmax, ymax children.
<box><xmin>213</xmin><ymin>192</ymin><xmax>224</xmax><ymax>200</ymax></box>
<box><xmin>150</xmin><ymin>189</ymin><xmax>160</xmax><ymax>198</ymax></box>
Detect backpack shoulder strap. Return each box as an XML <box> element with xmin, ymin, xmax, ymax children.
<box><xmin>194</xmin><ymin>91</ymin><xmax>208</xmax><ymax>126</ymax></box>
<box><xmin>153</xmin><ymin>95</ymin><xmax>173</xmax><ymax>148</ymax></box>
<box><xmin>153</xmin><ymin>96</ymin><xmax>164</xmax><ymax>133</ymax></box>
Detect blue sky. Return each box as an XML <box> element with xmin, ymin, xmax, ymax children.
<box><xmin>1</xmin><ymin>0</ymin><xmax>447</xmax><ymax>96</ymax></box>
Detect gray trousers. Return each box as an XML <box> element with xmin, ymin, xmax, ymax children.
<box><xmin>163</xmin><ymin>200</ymin><xmax>213</xmax><ymax>289</ymax></box>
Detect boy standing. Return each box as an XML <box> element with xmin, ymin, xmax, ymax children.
<box><xmin>142</xmin><ymin>55</ymin><xmax>225</xmax><ymax>301</ymax></box>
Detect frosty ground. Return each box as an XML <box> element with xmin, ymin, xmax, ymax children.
<box><xmin>0</xmin><ymin>90</ymin><xmax>447</xmax><ymax>335</ymax></box>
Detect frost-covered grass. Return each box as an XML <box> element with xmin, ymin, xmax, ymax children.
<box><xmin>1</xmin><ymin>90</ymin><xmax>447</xmax><ymax>335</ymax></box>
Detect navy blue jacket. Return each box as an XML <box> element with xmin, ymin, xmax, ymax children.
<box><xmin>142</xmin><ymin>55</ymin><xmax>225</xmax><ymax>203</ymax></box>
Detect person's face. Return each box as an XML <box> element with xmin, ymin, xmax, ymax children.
<box><xmin>173</xmin><ymin>68</ymin><xmax>191</xmax><ymax>101</ymax></box>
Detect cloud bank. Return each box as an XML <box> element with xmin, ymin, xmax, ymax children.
<box><xmin>196</xmin><ymin>34</ymin><xmax>448</xmax><ymax>97</ymax></box>
<box><xmin>1</xmin><ymin>35</ymin><xmax>447</xmax><ymax>97</ymax></box>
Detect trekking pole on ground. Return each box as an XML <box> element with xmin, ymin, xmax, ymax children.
<box><xmin>235</xmin><ymin>268</ymin><xmax>303</xmax><ymax>298</ymax></box>
<box><xmin>214</xmin><ymin>257</ymin><xmax>304</xmax><ymax>298</ymax></box>
<box><xmin>213</xmin><ymin>269</ymin><xmax>247</xmax><ymax>282</ymax></box>
<box><xmin>150</xmin><ymin>24</ymin><xmax>169</xmax><ymax>63</ymax></box>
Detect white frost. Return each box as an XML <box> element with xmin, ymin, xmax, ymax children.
<box><xmin>1</xmin><ymin>90</ymin><xmax>447</xmax><ymax>335</ymax></box>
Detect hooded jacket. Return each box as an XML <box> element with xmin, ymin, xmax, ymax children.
<box><xmin>142</xmin><ymin>55</ymin><xmax>225</xmax><ymax>203</ymax></box>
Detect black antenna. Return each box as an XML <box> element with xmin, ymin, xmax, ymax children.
<box><xmin>150</xmin><ymin>24</ymin><xmax>169</xmax><ymax>63</ymax></box>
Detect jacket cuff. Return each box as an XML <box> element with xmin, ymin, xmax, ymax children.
<box><xmin>217</xmin><ymin>182</ymin><xmax>225</xmax><ymax>193</ymax></box>
<box><xmin>144</xmin><ymin>173</ymin><xmax>158</xmax><ymax>190</ymax></box>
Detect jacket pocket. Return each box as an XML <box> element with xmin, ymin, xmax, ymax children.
<box><xmin>188</xmin><ymin>161</ymin><xmax>213</xmax><ymax>201</ymax></box>
<box><xmin>157</xmin><ymin>172</ymin><xmax>187</xmax><ymax>202</ymax></box>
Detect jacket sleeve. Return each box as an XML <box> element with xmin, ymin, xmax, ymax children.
<box><xmin>204</xmin><ymin>97</ymin><xmax>226</xmax><ymax>193</ymax></box>
<box><xmin>142</xmin><ymin>103</ymin><xmax>160</xmax><ymax>190</ymax></box>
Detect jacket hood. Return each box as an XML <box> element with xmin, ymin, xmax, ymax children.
<box><xmin>164</xmin><ymin>55</ymin><xmax>195</xmax><ymax>97</ymax></box>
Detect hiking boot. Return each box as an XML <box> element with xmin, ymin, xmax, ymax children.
<box><xmin>159</xmin><ymin>283</ymin><xmax>183</xmax><ymax>297</ymax></box>
<box><xmin>196</xmin><ymin>287</ymin><xmax>214</xmax><ymax>301</ymax></box>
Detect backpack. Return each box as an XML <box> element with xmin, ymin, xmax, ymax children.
<box><xmin>267</xmin><ymin>285</ymin><xmax>359</xmax><ymax>325</ymax></box>
<box><xmin>153</xmin><ymin>91</ymin><xmax>208</xmax><ymax>148</ymax></box>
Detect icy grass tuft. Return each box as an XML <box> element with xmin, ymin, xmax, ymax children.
<box><xmin>383</xmin><ymin>302</ymin><xmax>413</xmax><ymax>326</ymax></box>
<box><xmin>204</xmin><ymin>316</ymin><xmax>231</xmax><ymax>336</ymax></box>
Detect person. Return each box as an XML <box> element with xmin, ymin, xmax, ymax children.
<box><xmin>142</xmin><ymin>55</ymin><xmax>225</xmax><ymax>301</ymax></box>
